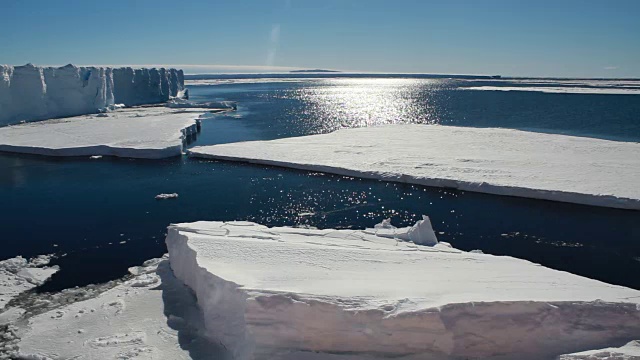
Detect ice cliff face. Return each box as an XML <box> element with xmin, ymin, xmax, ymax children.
<box><xmin>0</xmin><ymin>64</ymin><xmax>185</xmax><ymax>126</ymax></box>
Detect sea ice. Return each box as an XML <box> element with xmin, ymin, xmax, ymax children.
<box><xmin>465</xmin><ymin>86</ymin><xmax>640</xmax><ymax>95</ymax></box>
<box><xmin>0</xmin><ymin>106</ymin><xmax>205</xmax><ymax>159</ymax></box>
<box><xmin>13</xmin><ymin>256</ymin><xmax>223</xmax><ymax>360</ymax></box>
<box><xmin>189</xmin><ymin>125</ymin><xmax>640</xmax><ymax>209</ymax></box>
<box><xmin>0</xmin><ymin>255</ymin><xmax>58</xmax><ymax>322</ymax></box>
<box><xmin>166</xmin><ymin>220</ymin><xmax>640</xmax><ymax>359</ymax></box>
<box><xmin>0</xmin><ymin>64</ymin><xmax>185</xmax><ymax>126</ymax></box>
<box><xmin>559</xmin><ymin>340</ymin><xmax>640</xmax><ymax>359</ymax></box>
<box><xmin>155</xmin><ymin>193</ymin><xmax>179</xmax><ymax>200</ymax></box>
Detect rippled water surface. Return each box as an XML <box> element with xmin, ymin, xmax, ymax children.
<box><xmin>1</xmin><ymin>76</ymin><xmax>639</xmax><ymax>292</ymax></box>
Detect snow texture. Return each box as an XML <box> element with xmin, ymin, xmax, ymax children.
<box><xmin>0</xmin><ymin>255</ymin><xmax>58</xmax><ymax>314</ymax></box>
<box><xmin>0</xmin><ymin>106</ymin><xmax>204</xmax><ymax>159</ymax></box>
<box><xmin>0</xmin><ymin>64</ymin><xmax>185</xmax><ymax>126</ymax></box>
<box><xmin>14</xmin><ymin>256</ymin><xmax>225</xmax><ymax>360</ymax></box>
<box><xmin>166</xmin><ymin>220</ymin><xmax>640</xmax><ymax>359</ymax></box>
<box><xmin>559</xmin><ymin>340</ymin><xmax>640</xmax><ymax>359</ymax></box>
<box><xmin>189</xmin><ymin>124</ymin><xmax>640</xmax><ymax>210</ymax></box>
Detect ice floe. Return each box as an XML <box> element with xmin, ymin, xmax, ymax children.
<box><xmin>0</xmin><ymin>106</ymin><xmax>205</xmax><ymax>159</ymax></box>
<box><xmin>155</xmin><ymin>193</ymin><xmax>179</xmax><ymax>200</ymax></box>
<box><xmin>465</xmin><ymin>86</ymin><xmax>640</xmax><ymax>95</ymax></box>
<box><xmin>165</xmin><ymin>220</ymin><xmax>640</xmax><ymax>359</ymax></box>
<box><xmin>189</xmin><ymin>124</ymin><xmax>640</xmax><ymax>209</ymax></box>
<box><xmin>0</xmin><ymin>64</ymin><xmax>185</xmax><ymax>126</ymax></box>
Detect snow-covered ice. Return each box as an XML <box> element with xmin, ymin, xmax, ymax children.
<box><xmin>0</xmin><ymin>255</ymin><xmax>58</xmax><ymax>311</ymax></box>
<box><xmin>166</xmin><ymin>220</ymin><xmax>640</xmax><ymax>359</ymax></box>
<box><xmin>0</xmin><ymin>64</ymin><xmax>185</xmax><ymax>126</ymax></box>
<box><xmin>0</xmin><ymin>106</ymin><xmax>205</xmax><ymax>159</ymax></box>
<box><xmin>155</xmin><ymin>193</ymin><xmax>179</xmax><ymax>200</ymax></box>
<box><xmin>559</xmin><ymin>340</ymin><xmax>640</xmax><ymax>359</ymax></box>
<box><xmin>0</xmin><ymin>255</ymin><xmax>58</xmax><ymax>324</ymax></box>
<box><xmin>189</xmin><ymin>125</ymin><xmax>640</xmax><ymax>209</ymax></box>
<box><xmin>13</xmin><ymin>256</ymin><xmax>225</xmax><ymax>360</ymax></box>
<box><xmin>464</xmin><ymin>86</ymin><xmax>640</xmax><ymax>95</ymax></box>
<box><xmin>166</xmin><ymin>98</ymin><xmax>237</xmax><ymax>110</ymax></box>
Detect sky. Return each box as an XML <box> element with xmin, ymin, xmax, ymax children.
<box><xmin>1</xmin><ymin>0</ymin><xmax>639</xmax><ymax>78</ymax></box>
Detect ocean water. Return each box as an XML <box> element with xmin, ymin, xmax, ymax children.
<box><xmin>1</xmin><ymin>76</ymin><xmax>639</xmax><ymax>293</ymax></box>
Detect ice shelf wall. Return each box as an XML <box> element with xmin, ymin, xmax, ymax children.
<box><xmin>0</xmin><ymin>64</ymin><xmax>185</xmax><ymax>125</ymax></box>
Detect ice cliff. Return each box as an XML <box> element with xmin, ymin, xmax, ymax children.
<box><xmin>0</xmin><ymin>64</ymin><xmax>185</xmax><ymax>126</ymax></box>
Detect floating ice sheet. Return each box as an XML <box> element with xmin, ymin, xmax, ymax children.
<box><xmin>0</xmin><ymin>106</ymin><xmax>205</xmax><ymax>159</ymax></box>
<box><xmin>189</xmin><ymin>125</ymin><xmax>640</xmax><ymax>209</ymax></box>
<box><xmin>166</xmin><ymin>220</ymin><xmax>640</xmax><ymax>359</ymax></box>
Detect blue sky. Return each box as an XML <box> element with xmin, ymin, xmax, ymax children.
<box><xmin>1</xmin><ymin>0</ymin><xmax>639</xmax><ymax>77</ymax></box>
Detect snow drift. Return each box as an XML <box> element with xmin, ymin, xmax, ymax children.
<box><xmin>166</xmin><ymin>220</ymin><xmax>640</xmax><ymax>359</ymax></box>
<box><xmin>0</xmin><ymin>64</ymin><xmax>185</xmax><ymax>126</ymax></box>
<box><xmin>189</xmin><ymin>125</ymin><xmax>640</xmax><ymax>210</ymax></box>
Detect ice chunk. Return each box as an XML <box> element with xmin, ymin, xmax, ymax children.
<box><xmin>189</xmin><ymin>125</ymin><xmax>640</xmax><ymax>210</ymax></box>
<box><xmin>165</xmin><ymin>98</ymin><xmax>237</xmax><ymax>110</ymax></box>
<box><xmin>155</xmin><ymin>193</ymin><xmax>179</xmax><ymax>200</ymax></box>
<box><xmin>0</xmin><ymin>64</ymin><xmax>185</xmax><ymax>126</ymax></box>
<box><xmin>367</xmin><ymin>215</ymin><xmax>438</xmax><ymax>245</ymax></box>
<box><xmin>166</xmin><ymin>220</ymin><xmax>640</xmax><ymax>359</ymax></box>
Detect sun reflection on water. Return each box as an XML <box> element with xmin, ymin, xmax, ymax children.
<box><xmin>276</xmin><ymin>78</ymin><xmax>449</xmax><ymax>134</ymax></box>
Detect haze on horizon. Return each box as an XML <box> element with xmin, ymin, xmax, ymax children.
<box><xmin>1</xmin><ymin>0</ymin><xmax>639</xmax><ymax>78</ymax></box>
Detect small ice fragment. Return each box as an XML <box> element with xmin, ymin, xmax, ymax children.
<box><xmin>89</xmin><ymin>155</ymin><xmax>102</xmax><ymax>159</ymax></box>
<box><xmin>374</xmin><ymin>218</ymin><xmax>395</xmax><ymax>229</ymax></box>
<box><xmin>155</xmin><ymin>193</ymin><xmax>178</xmax><ymax>200</ymax></box>
<box><xmin>406</xmin><ymin>215</ymin><xmax>438</xmax><ymax>246</ymax></box>
<box><xmin>470</xmin><ymin>249</ymin><xmax>484</xmax><ymax>254</ymax></box>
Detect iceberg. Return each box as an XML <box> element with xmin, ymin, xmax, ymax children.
<box><xmin>166</xmin><ymin>220</ymin><xmax>640</xmax><ymax>359</ymax></box>
<box><xmin>0</xmin><ymin>106</ymin><xmax>204</xmax><ymax>159</ymax></box>
<box><xmin>0</xmin><ymin>64</ymin><xmax>185</xmax><ymax>126</ymax></box>
<box><xmin>188</xmin><ymin>125</ymin><xmax>640</xmax><ymax>210</ymax></box>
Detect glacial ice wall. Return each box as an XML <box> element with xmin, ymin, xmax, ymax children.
<box><xmin>0</xmin><ymin>64</ymin><xmax>185</xmax><ymax>126</ymax></box>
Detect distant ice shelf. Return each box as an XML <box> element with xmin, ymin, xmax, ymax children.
<box><xmin>189</xmin><ymin>125</ymin><xmax>640</xmax><ymax>210</ymax></box>
<box><xmin>0</xmin><ymin>106</ymin><xmax>205</xmax><ymax>159</ymax></box>
<box><xmin>464</xmin><ymin>85</ymin><xmax>640</xmax><ymax>95</ymax></box>
<box><xmin>0</xmin><ymin>64</ymin><xmax>185</xmax><ymax>126</ymax></box>
<box><xmin>166</xmin><ymin>220</ymin><xmax>640</xmax><ymax>359</ymax></box>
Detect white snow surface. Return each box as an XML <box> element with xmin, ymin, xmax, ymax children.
<box><xmin>166</xmin><ymin>220</ymin><xmax>640</xmax><ymax>359</ymax></box>
<box><xmin>0</xmin><ymin>255</ymin><xmax>58</xmax><ymax>313</ymax></box>
<box><xmin>0</xmin><ymin>106</ymin><xmax>205</xmax><ymax>159</ymax></box>
<box><xmin>465</xmin><ymin>86</ymin><xmax>640</xmax><ymax>94</ymax></box>
<box><xmin>0</xmin><ymin>64</ymin><xmax>185</xmax><ymax>126</ymax></box>
<box><xmin>14</xmin><ymin>256</ymin><xmax>227</xmax><ymax>360</ymax></box>
<box><xmin>559</xmin><ymin>340</ymin><xmax>640</xmax><ymax>359</ymax></box>
<box><xmin>189</xmin><ymin>125</ymin><xmax>640</xmax><ymax>209</ymax></box>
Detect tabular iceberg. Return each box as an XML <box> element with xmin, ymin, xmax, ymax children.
<box><xmin>166</xmin><ymin>220</ymin><xmax>640</xmax><ymax>359</ymax></box>
<box><xmin>0</xmin><ymin>64</ymin><xmax>185</xmax><ymax>126</ymax></box>
<box><xmin>189</xmin><ymin>124</ymin><xmax>640</xmax><ymax>210</ymax></box>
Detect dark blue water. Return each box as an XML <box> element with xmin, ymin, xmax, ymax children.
<box><xmin>1</xmin><ymin>76</ymin><xmax>639</xmax><ymax>293</ymax></box>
